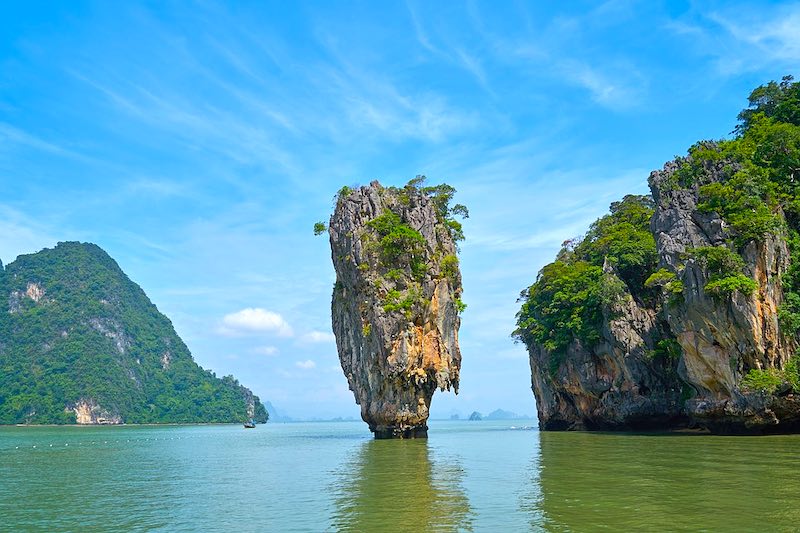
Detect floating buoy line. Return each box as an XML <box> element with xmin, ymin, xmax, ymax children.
<box><xmin>5</xmin><ymin>430</ymin><xmax>242</xmax><ymax>452</ymax></box>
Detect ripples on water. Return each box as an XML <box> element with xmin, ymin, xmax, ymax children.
<box><xmin>2</xmin><ymin>422</ymin><xmax>800</xmax><ymax>531</ymax></box>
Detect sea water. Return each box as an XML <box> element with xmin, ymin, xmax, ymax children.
<box><xmin>2</xmin><ymin>420</ymin><xmax>799</xmax><ymax>531</ymax></box>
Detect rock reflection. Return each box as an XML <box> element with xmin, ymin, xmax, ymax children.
<box><xmin>331</xmin><ymin>439</ymin><xmax>472</xmax><ymax>532</ymax></box>
<box><xmin>533</xmin><ymin>431</ymin><xmax>800</xmax><ymax>531</ymax></box>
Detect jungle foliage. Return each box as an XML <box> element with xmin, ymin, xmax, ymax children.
<box><xmin>0</xmin><ymin>242</ymin><xmax>268</xmax><ymax>425</ymax></box>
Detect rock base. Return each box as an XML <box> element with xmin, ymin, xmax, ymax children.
<box><xmin>372</xmin><ymin>424</ymin><xmax>428</xmax><ymax>439</ymax></box>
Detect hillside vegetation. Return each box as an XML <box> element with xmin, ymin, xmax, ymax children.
<box><xmin>0</xmin><ymin>242</ymin><xmax>267</xmax><ymax>424</ymax></box>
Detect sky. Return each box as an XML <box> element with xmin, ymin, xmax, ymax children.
<box><xmin>0</xmin><ymin>0</ymin><xmax>798</xmax><ymax>420</ymax></box>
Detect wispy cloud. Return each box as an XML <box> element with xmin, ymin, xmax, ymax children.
<box><xmin>0</xmin><ymin>123</ymin><xmax>94</xmax><ymax>163</ymax></box>
<box><xmin>560</xmin><ymin>60</ymin><xmax>642</xmax><ymax>109</ymax></box>
<box><xmin>295</xmin><ymin>360</ymin><xmax>317</xmax><ymax>370</ymax></box>
<box><xmin>252</xmin><ymin>346</ymin><xmax>279</xmax><ymax>356</ymax></box>
<box><xmin>664</xmin><ymin>3</ymin><xmax>800</xmax><ymax>76</ymax></box>
<box><xmin>709</xmin><ymin>6</ymin><xmax>800</xmax><ymax>72</ymax></box>
<box><xmin>301</xmin><ymin>331</ymin><xmax>336</xmax><ymax>343</ymax></box>
<box><xmin>0</xmin><ymin>205</ymin><xmax>62</xmax><ymax>263</ymax></box>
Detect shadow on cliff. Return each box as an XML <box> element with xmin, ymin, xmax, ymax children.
<box><xmin>330</xmin><ymin>439</ymin><xmax>472</xmax><ymax>531</ymax></box>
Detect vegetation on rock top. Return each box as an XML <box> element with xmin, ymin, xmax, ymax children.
<box><xmin>513</xmin><ymin>194</ymin><xmax>657</xmax><ymax>356</ymax></box>
<box><xmin>318</xmin><ymin>176</ymin><xmax>468</xmax><ymax>319</ymax></box>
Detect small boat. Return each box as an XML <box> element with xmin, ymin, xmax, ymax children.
<box><xmin>244</xmin><ymin>420</ymin><xmax>256</xmax><ymax>428</ymax></box>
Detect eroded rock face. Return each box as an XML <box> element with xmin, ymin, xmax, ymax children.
<box><xmin>69</xmin><ymin>399</ymin><xmax>122</xmax><ymax>425</ymax></box>
<box><xmin>529</xmin><ymin>268</ymin><xmax>687</xmax><ymax>430</ymax></box>
<box><xmin>329</xmin><ymin>181</ymin><xmax>462</xmax><ymax>438</ymax></box>
<box><xmin>650</xmin><ymin>162</ymin><xmax>796</xmax><ymax>432</ymax></box>
<box><xmin>527</xmin><ymin>152</ymin><xmax>800</xmax><ymax>434</ymax></box>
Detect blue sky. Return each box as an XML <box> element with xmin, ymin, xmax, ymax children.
<box><xmin>1</xmin><ymin>1</ymin><xmax>798</xmax><ymax>419</ymax></box>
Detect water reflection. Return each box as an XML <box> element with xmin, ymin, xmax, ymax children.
<box><xmin>517</xmin><ymin>431</ymin><xmax>546</xmax><ymax>530</ymax></box>
<box><xmin>532</xmin><ymin>431</ymin><xmax>800</xmax><ymax>531</ymax></box>
<box><xmin>331</xmin><ymin>439</ymin><xmax>472</xmax><ymax>532</ymax></box>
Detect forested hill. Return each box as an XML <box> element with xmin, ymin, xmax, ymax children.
<box><xmin>0</xmin><ymin>241</ymin><xmax>268</xmax><ymax>424</ymax></box>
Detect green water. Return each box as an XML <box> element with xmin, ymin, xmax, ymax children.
<box><xmin>2</xmin><ymin>420</ymin><xmax>799</xmax><ymax>531</ymax></box>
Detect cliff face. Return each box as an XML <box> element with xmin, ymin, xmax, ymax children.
<box><xmin>0</xmin><ymin>242</ymin><xmax>268</xmax><ymax>425</ymax></box>
<box><xmin>649</xmin><ymin>162</ymin><xmax>797</xmax><ymax>432</ymax></box>
<box><xmin>520</xmin><ymin>76</ymin><xmax>800</xmax><ymax>433</ymax></box>
<box><xmin>521</xmin><ymin>152</ymin><xmax>800</xmax><ymax>433</ymax></box>
<box><xmin>328</xmin><ymin>180</ymin><xmax>463</xmax><ymax>438</ymax></box>
<box><xmin>529</xmin><ymin>279</ymin><xmax>686</xmax><ymax>430</ymax></box>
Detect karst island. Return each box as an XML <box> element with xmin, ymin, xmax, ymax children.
<box><xmin>515</xmin><ymin>76</ymin><xmax>800</xmax><ymax>435</ymax></box>
<box><xmin>316</xmin><ymin>177</ymin><xmax>468</xmax><ymax>438</ymax></box>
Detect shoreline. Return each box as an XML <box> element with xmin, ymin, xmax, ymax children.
<box><xmin>5</xmin><ymin>422</ymin><xmax>253</xmax><ymax>428</ymax></box>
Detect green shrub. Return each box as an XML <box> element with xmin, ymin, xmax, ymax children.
<box><xmin>704</xmin><ymin>274</ymin><xmax>758</xmax><ymax>296</ymax></box>
<box><xmin>644</xmin><ymin>268</ymin><xmax>684</xmax><ymax>297</ymax></box>
<box><xmin>382</xmin><ymin>288</ymin><xmax>420</xmax><ymax>314</ymax></box>
<box><xmin>688</xmin><ymin>246</ymin><xmax>745</xmax><ymax>273</ymax></box>
<box><xmin>406</xmin><ymin>176</ymin><xmax>469</xmax><ymax>242</ymax></box>
<box><xmin>366</xmin><ymin>211</ymin><xmax>426</xmax><ymax>265</ymax></box>
<box><xmin>313</xmin><ymin>222</ymin><xmax>327</xmax><ymax>236</ymax></box>
<box><xmin>454</xmin><ymin>298</ymin><xmax>467</xmax><ymax>314</ymax></box>
<box><xmin>741</xmin><ymin>368</ymin><xmax>784</xmax><ymax>393</ymax></box>
<box><xmin>572</xmin><ymin>195</ymin><xmax>657</xmax><ymax>296</ymax></box>
<box><xmin>514</xmin><ymin>260</ymin><xmax>604</xmax><ymax>354</ymax></box>
<box><xmin>654</xmin><ymin>338</ymin><xmax>682</xmax><ymax>361</ymax></box>
<box><xmin>740</xmin><ymin>355</ymin><xmax>800</xmax><ymax>393</ymax></box>
<box><xmin>687</xmin><ymin>246</ymin><xmax>758</xmax><ymax>297</ymax></box>
<box><xmin>669</xmin><ymin>142</ymin><xmax>731</xmax><ymax>190</ymax></box>
<box><xmin>779</xmin><ymin>293</ymin><xmax>800</xmax><ymax>335</ymax></box>
<box><xmin>599</xmin><ymin>272</ymin><xmax>626</xmax><ymax>307</ymax></box>
<box><xmin>440</xmin><ymin>254</ymin><xmax>459</xmax><ymax>282</ymax></box>
<box><xmin>697</xmin><ymin>173</ymin><xmax>781</xmax><ymax>247</ymax></box>
<box><xmin>644</xmin><ymin>268</ymin><xmax>676</xmax><ymax>287</ymax></box>
<box><xmin>385</xmin><ymin>268</ymin><xmax>404</xmax><ymax>281</ymax></box>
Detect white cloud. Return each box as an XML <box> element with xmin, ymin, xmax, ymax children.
<box><xmin>295</xmin><ymin>360</ymin><xmax>317</xmax><ymax>369</ymax></box>
<box><xmin>301</xmin><ymin>330</ymin><xmax>336</xmax><ymax>343</ymax></box>
<box><xmin>252</xmin><ymin>345</ymin><xmax>279</xmax><ymax>356</ymax></box>
<box><xmin>219</xmin><ymin>308</ymin><xmax>293</xmax><ymax>337</ymax></box>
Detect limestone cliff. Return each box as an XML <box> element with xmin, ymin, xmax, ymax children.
<box><xmin>327</xmin><ymin>179</ymin><xmax>465</xmax><ymax>438</ymax></box>
<box><xmin>518</xmin><ymin>77</ymin><xmax>800</xmax><ymax>434</ymax></box>
<box><xmin>520</xmin><ymin>146</ymin><xmax>800</xmax><ymax>433</ymax></box>
<box><xmin>649</xmin><ymin>160</ymin><xmax>797</xmax><ymax>432</ymax></box>
<box><xmin>528</xmin><ymin>272</ymin><xmax>687</xmax><ymax>430</ymax></box>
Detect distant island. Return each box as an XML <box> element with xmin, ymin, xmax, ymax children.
<box><xmin>459</xmin><ymin>409</ymin><xmax>530</xmax><ymax>421</ymax></box>
<box><xmin>0</xmin><ymin>242</ymin><xmax>267</xmax><ymax>425</ymax></box>
<box><xmin>515</xmin><ymin>76</ymin><xmax>800</xmax><ymax>434</ymax></box>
